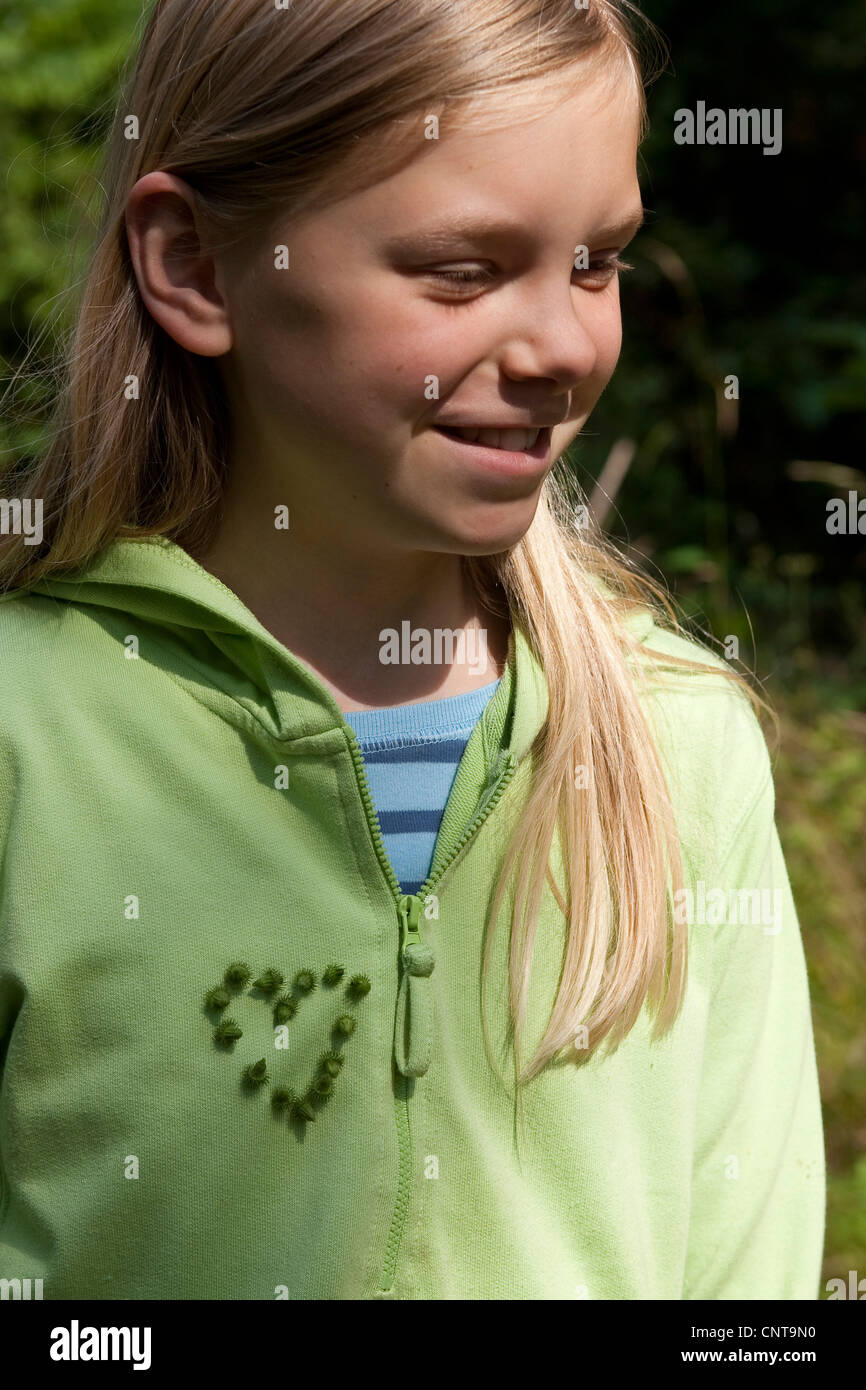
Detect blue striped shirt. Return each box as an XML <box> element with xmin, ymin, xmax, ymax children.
<box><xmin>345</xmin><ymin>678</ymin><xmax>501</xmax><ymax>895</ymax></box>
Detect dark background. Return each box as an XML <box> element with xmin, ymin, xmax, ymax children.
<box><xmin>0</xmin><ymin>0</ymin><xmax>863</xmax><ymax>1289</ymax></box>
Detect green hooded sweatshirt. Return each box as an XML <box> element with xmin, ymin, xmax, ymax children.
<box><xmin>0</xmin><ymin>536</ymin><xmax>825</xmax><ymax>1300</ymax></box>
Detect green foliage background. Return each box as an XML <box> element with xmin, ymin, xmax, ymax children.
<box><xmin>0</xmin><ymin>0</ymin><xmax>863</xmax><ymax>1292</ymax></box>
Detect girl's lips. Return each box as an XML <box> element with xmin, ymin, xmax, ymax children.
<box><xmin>431</xmin><ymin>425</ymin><xmax>553</xmax><ymax>476</ymax></box>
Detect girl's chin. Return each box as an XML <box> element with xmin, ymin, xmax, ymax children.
<box><xmin>417</xmin><ymin>505</ymin><xmax>542</xmax><ymax>557</ymax></box>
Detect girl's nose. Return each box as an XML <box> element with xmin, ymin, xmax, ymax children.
<box><xmin>497</xmin><ymin>281</ymin><xmax>605</xmax><ymax>388</ymax></box>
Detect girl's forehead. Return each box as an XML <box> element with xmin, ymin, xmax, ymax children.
<box><xmin>271</xmin><ymin>53</ymin><xmax>641</xmax><ymax>233</ymax></box>
<box><xmin>326</xmin><ymin>63</ymin><xmax>640</xmax><ymax>211</ymax></box>
<box><xmin>439</xmin><ymin>53</ymin><xmax>638</xmax><ymax>135</ymax></box>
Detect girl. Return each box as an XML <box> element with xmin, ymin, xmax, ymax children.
<box><xmin>0</xmin><ymin>0</ymin><xmax>824</xmax><ymax>1300</ymax></box>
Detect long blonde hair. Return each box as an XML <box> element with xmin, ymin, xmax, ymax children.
<box><xmin>0</xmin><ymin>0</ymin><xmax>767</xmax><ymax>1087</ymax></box>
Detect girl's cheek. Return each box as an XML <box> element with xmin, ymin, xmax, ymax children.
<box><xmin>385</xmin><ymin>321</ymin><xmax>494</xmax><ymax>404</ymax></box>
<box><xmin>358</xmin><ymin>289</ymin><xmax>625</xmax><ymax>409</ymax></box>
<box><xmin>600</xmin><ymin>334</ymin><xmax>623</xmax><ymax>382</ymax></box>
<box><xmin>593</xmin><ymin>304</ymin><xmax>624</xmax><ymax>382</ymax></box>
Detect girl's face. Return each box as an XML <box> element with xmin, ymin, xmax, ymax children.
<box><xmin>214</xmin><ymin>64</ymin><xmax>643</xmax><ymax>557</ymax></box>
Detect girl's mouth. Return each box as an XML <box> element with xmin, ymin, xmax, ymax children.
<box><xmin>436</xmin><ymin>424</ymin><xmax>546</xmax><ymax>451</ymax></box>
<box><xmin>432</xmin><ymin>424</ymin><xmax>553</xmax><ymax>474</ymax></box>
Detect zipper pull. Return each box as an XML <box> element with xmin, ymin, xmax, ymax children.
<box><xmin>394</xmin><ymin>894</ymin><xmax>435</xmax><ymax>1078</ymax></box>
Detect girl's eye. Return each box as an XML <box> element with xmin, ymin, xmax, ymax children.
<box><xmin>425</xmin><ymin>256</ymin><xmax>634</xmax><ymax>293</ymax></box>
<box><xmin>426</xmin><ymin>266</ymin><xmax>496</xmax><ymax>287</ymax></box>
<box><xmin>578</xmin><ymin>255</ymin><xmax>634</xmax><ymax>285</ymax></box>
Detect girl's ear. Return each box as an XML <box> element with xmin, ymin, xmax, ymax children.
<box><xmin>125</xmin><ymin>170</ymin><xmax>233</xmax><ymax>359</ymax></box>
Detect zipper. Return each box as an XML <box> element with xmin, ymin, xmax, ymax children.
<box><xmin>344</xmin><ymin>726</ymin><xmax>518</xmax><ymax>1295</ymax></box>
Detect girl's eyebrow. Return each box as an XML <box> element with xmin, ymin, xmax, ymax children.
<box><xmin>384</xmin><ymin>206</ymin><xmax>646</xmax><ymax>256</ymax></box>
<box><xmin>593</xmin><ymin>207</ymin><xmax>647</xmax><ymax>242</ymax></box>
<box><xmin>385</xmin><ymin>218</ymin><xmax>534</xmax><ymax>255</ymax></box>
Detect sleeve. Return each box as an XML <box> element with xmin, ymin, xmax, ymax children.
<box><xmin>681</xmin><ymin>760</ymin><xmax>827</xmax><ymax>1300</ymax></box>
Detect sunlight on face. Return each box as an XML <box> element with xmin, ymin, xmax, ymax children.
<box><xmin>217</xmin><ymin>59</ymin><xmax>643</xmax><ymax>556</ymax></box>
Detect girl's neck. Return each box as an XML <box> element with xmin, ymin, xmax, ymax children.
<box><xmin>185</xmin><ymin>522</ymin><xmax>511</xmax><ymax>713</ymax></box>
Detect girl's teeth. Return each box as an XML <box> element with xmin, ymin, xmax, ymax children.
<box><xmin>452</xmin><ymin>427</ymin><xmax>540</xmax><ymax>451</ymax></box>
<box><xmin>497</xmin><ymin>428</ymin><xmax>538</xmax><ymax>451</ymax></box>
<box><xmin>477</xmin><ymin>429</ymin><xmax>505</xmax><ymax>449</ymax></box>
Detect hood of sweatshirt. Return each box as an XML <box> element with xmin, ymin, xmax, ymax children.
<box><xmin>24</xmin><ymin>534</ymin><xmax>554</xmax><ymax>767</ymax></box>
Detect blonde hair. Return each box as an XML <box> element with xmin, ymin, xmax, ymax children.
<box><xmin>1</xmin><ymin>0</ymin><xmax>768</xmax><ymax>1089</ymax></box>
